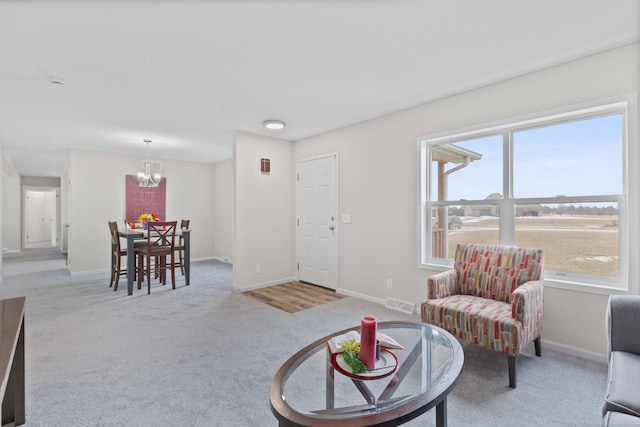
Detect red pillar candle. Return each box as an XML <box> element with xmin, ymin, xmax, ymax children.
<box><xmin>360</xmin><ymin>315</ymin><xmax>377</xmax><ymax>370</ymax></box>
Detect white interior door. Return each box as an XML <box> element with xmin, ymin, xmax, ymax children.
<box><xmin>296</xmin><ymin>154</ymin><xmax>338</xmax><ymax>289</ymax></box>
<box><xmin>25</xmin><ymin>189</ymin><xmax>56</xmax><ymax>245</ymax></box>
<box><xmin>26</xmin><ymin>191</ymin><xmax>47</xmax><ymax>243</ymax></box>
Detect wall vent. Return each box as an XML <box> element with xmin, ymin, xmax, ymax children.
<box><xmin>142</xmin><ymin>160</ymin><xmax>162</xmax><ymax>171</ymax></box>
<box><xmin>385</xmin><ymin>298</ymin><xmax>415</xmax><ymax>314</ymax></box>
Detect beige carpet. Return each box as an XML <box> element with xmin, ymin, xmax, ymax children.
<box><xmin>242</xmin><ymin>281</ymin><xmax>346</xmax><ymax>313</ymax></box>
<box><xmin>0</xmin><ymin>253</ymin><xmax>609</xmax><ymax>426</ymax></box>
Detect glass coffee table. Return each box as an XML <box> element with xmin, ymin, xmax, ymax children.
<box><xmin>270</xmin><ymin>321</ymin><xmax>464</xmax><ymax>426</ymax></box>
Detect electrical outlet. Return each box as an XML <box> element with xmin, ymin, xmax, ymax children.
<box><xmin>386</xmin><ymin>279</ymin><xmax>393</xmax><ymax>289</ymax></box>
<box><xmin>256</xmin><ymin>264</ymin><xmax>261</xmax><ymax>274</ymax></box>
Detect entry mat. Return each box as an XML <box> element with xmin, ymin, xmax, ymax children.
<box><xmin>242</xmin><ymin>281</ymin><xmax>346</xmax><ymax>314</ymax></box>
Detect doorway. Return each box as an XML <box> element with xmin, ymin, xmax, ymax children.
<box><xmin>23</xmin><ymin>187</ymin><xmax>59</xmax><ymax>249</ymax></box>
<box><xmin>295</xmin><ymin>153</ymin><xmax>338</xmax><ymax>289</ymax></box>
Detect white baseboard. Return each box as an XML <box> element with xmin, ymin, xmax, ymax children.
<box><xmin>234</xmin><ymin>277</ymin><xmax>297</xmax><ymax>292</ymax></box>
<box><xmin>336</xmin><ymin>288</ymin><xmax>387</xmax><ymax>306</ymax></box>
<box><xmin>191</xmin><ymin>256</ymin><xmax>216</xmax><ymax>262</ymax></box>
<box><xmin>68</xmin><ymin>257</ymin><xmax>225</xmax><ymax>277</ymax></box>
<box><xmin>211</xmin><ymin>256</ymin><xmax>233</xmax><ymax>264</ymax></box>
<box><xmin>540</xmin><ymin>338</ymin><xmax>607</xmax><ymax>364</ymax></box>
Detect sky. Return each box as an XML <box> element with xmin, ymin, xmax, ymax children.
<box><xmin>437</xmin><ymin>114</ymin><xmax>623</xmax><ymax>201</ymax></box>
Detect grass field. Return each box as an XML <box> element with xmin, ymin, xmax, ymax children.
<box><xmin>443</xmin><ymin>216</ymin><xmax>618</xmax><ymax>278</ymax></box>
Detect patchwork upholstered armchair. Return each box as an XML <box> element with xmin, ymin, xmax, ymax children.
<box><xmin>421</xmin><ymin>243</ymin><xmax>544</xmax><ymax>388</ymax></box>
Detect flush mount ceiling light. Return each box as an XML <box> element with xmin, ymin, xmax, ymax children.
<box><xmin>137</xmin><ymin>139</ymin><xmax>162</xmax><ymax>187</ymax></box>
<box><xmin>263</xmin><ymin>119</ymin><xmax>286</xmax><ymax>130</ymax></box>
<box><xmin>46</xmin><ymin>75</ymin><xmax>65</xmax><ymax>85</ymax></box>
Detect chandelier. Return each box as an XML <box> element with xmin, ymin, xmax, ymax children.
<box><xmin>137</xmin><ymin>139</ymin><xmax>162</xmax><ymax>187</ymax></box>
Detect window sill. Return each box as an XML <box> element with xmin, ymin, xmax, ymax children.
<box><xmin>543</xmin><ymin>277</ymin><xmax>630</xmax><ymax>296</ymax></box>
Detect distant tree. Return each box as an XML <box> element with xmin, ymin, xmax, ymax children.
<box><xmin>449</xmin><ymin>206</ymin><xmax>465</xmax><ymax>216</ymax></box>
<box><xmin>604</xmin><ymin>205</ymin><xmax>618</xmax><ymax>215</ymax></box>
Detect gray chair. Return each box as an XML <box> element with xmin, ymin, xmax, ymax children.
<box><xmin>603</xmin><ymin>295</ymin><xmax>640</xmax><ymax>425</ymax></box>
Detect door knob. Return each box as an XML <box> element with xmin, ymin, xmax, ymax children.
<box><xmin>329</xmin><ymin>226</ymin><xmax>335</xmax><ymax>231</ymax></box>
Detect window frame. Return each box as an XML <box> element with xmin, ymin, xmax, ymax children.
<box><xmin>417</xmin><ymin>93</ymin><xmax>638</xmax><ymax>295</ymax></box>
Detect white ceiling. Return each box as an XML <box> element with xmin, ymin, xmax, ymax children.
<box><xmin>1</xmin><ymin>0</ymin><xmax>638</xmax><ymax>177</ymax></box>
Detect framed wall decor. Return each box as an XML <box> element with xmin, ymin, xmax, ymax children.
<box><xmin>125</xmin><ymin>174</ymin><xmax>166</xmax><ymax>221</ymax></box>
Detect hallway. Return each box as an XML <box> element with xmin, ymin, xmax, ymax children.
<box><xmin>2</xmin><ymin>248</ymin><xmax>67</xmax><ymax>278</ymax></box>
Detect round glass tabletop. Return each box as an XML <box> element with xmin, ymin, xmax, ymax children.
<box><xmin>270</xmin><ymin>321</ymin><xmax>464</xmax><ymax>426</ymax></box>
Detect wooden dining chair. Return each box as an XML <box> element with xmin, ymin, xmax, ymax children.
<box><xmin>135</xmin><ymin>221</ymin><xmax>178</xmax><ymax>294</ymax></box>
<box><xmin>174</xmin><ymin>219</ymin><xmax>190</xmax><ymax>275</ymax></box>
<box><xmin>108</xmin><ymin>221</ymin><xmax>127</xmax><ymax>291</ymax></box>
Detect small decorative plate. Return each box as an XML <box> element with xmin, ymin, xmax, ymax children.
<box><xmin>331</xmin><ymin>349</ymin><xmax>398</xmax><ymax>380</ymax></box>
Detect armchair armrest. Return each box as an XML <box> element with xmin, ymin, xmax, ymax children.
<box><xmin>607</xmin><ymin>295</ymin><xmax>640</xmax><ymax>358</ymax></box>
<box><xmin>512</xmin><ymin>280</ymin><xmax>544</xmax><ymax>337</ymax></box>
<box><xmin>427</xmin><ymin>269</ymin><xmax>458</xmax><ymax>299</ymax></box>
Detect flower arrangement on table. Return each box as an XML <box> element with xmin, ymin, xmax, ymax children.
<box><xmin>338</xmin><ymin>338</ymin><xmax>367</xmax><ymax>374</ymax></box>
<box><xmin>138</xmin><ymin>213</ymin><xmax>160</xmax><ymax>229</ymax></box>
<box><xmin>139</xmin><ymin>213</ymin><xmax>160</xmax><ymax>223</ymax></box>
<box><xmin>332</xmin><ymin>321</ymin><xmax>404</xmax><ymax>376</ymax></box>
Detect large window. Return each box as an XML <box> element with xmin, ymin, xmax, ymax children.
<box><xmin>419</xmin><ymin>95</ymin><xmax>637</xmax><ymax>292</ymax></box>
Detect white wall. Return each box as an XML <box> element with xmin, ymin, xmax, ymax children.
<box><xmin>21</xmin><ymin>176</ymin><xmax>60</xmax><ymax>187</ymax></box>
<box><xmin>61</xmin><ymin>167</ymin><xmax>69</xmax><ymax>253</ymax></box>
<box><xmin>292</xmin><ymin>43</ymin><xmax>640</xmax><ymax>356</ymax></box>
<box><xmin>68</xmin><ymin>149</ymin><xmax>216</xmax><ymax>273</ymax></box>
<box><xmin>1</xmin><ymin>152</ymin><xmax>20</xmax><ymax>253</ymax></box>
<box><xmin>233</xmin><ymin>132</ymin><xmax>294</xmax><ymax>290</ymax></box>
<box><xmin>2</xmin><ymin>172</ymin><xmax>20</xmax><ymax>251</ymax></box>
<box><xmin>211</xmin><ymin>159</ymin><xmax>233</xmax><ymax>263</ymax></box>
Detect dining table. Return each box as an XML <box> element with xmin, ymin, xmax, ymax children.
<box><xmin>118</xmin><ymin>228</ymin><xmax>191</xmax><ymax>295</ymax></box>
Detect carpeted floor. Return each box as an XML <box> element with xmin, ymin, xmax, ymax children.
<box><xmin>0</xmin><ymin>251</ymin><xmax>608</xmax><ymax>426</ymax></box>
<box><xmin>242</xmin><ymin>281</ymin><xmax>346</xmax><ymax>313</ymax></box>
<box><xmin>2</xmin><ymin>248</ymin><xmax>66</xmax><ymax>262</ymax></box>
<box><xmin>2</xmin><ymin>248</ymin><xmax>67</xmax><ymax>277</ymax></box>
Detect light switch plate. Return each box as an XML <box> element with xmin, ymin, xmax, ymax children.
<box><xmin>342</xmin><ymin>214</ymin><xmax>352</xmax><ymax>224</ymax></box>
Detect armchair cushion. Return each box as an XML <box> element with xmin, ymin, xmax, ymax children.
<box><xmin>604</xmin><ymin>351</ymin><xmax>640</xmax><ymax>418</ymax></box>
<box><xmin>422</xmin><ymin>295</ymin><xmax>520</xmax><ymax>354</ymax></box>
<box><xmin>455</xmin><ymin>243</ymin><xmax>544</xmax><ymax>303</ymax></box>
<box><xmin>604</xmin><ymin>411</ymin><xmax>640</xmax><ymax>426</ymax></box>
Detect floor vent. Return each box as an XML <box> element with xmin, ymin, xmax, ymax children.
<box><xmin>385</xmin><ymin>298</ymin><xmax>415</xmax><ymax>314</ymax></box>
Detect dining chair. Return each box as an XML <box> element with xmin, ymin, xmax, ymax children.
<box><xmin>174</xmin><ymin>219</ymin><xmax>190</xmax><ymax>275</ymax></box>
<box><xmin>135</xmin><ymin>221</ymin><xmax>178</xmax><ymax>294</ymax></box>
<box><xmin>108</xmin><ymin>221</ymin><xmax>127</xmax><ymax>291</ymax></box>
